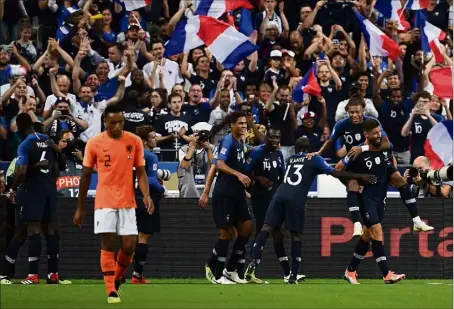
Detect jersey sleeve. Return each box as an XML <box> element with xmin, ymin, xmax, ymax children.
<box><xmin>134</xmin><ymin>136</ymin><xmax>146</xmax><ymax>168</ymax></box>
<box><xmin>217</xmin><ymin>136</ymin><xmax>232</xmax><ymax>161</ymax></box>
<box><xmin>278</xmin><ymin>150</ymin><xmax>286</xmax><ymax>178</ymax></box>
<box><xmin>82</xmin><ymin>139</ymin><xmax>97</xmax><ymax>168</ymax></box>
<box><xmin>244</xmin><ymin>147</ymin><xmax>262</xmax><ymax>172</ymax></box>
<box><xmin>146</xmin><ymin>153</ymin><xmax>165</xmax><ymax>193</ymax></box>
<box><xmin>16</xmin><ymin>139</ymin><xmax>31</xmax><ymax>166</ymax></box>
<box><xmin>330</xmin><ymin>119</ymin><xmax>346</xmax><ymax>140</ymax></box>
<box><xmin>313</xmin><ymin>155</ymin><xmax>334</xmax><ymax>175</ymax></box>
<box><xmin>334</xmin><ymin>137</ymin><xmax>344</xmax><ymax>152</ymax></box>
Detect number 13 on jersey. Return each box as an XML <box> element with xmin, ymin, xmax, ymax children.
<box><xmin>283</xmin><ymin>164</ymin><xmax>304</xmax><ymax>186</ymax></box>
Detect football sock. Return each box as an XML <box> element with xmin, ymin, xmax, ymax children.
<box><xmin>45</xmin><ymin>234</ymin><xmax>59</xmax><ymax>274</ymax></box>
<box><xmin>274</xmin><ymin>241</ymin><xmax>290</xmax><ymax>277</ymax></box>
<box><xmin>3</xmin><ymin>237</ymin><xmax>23</xmax><ymax>277</ymax></box>
<box><xmin>214</xmin><ymin>239</ymin><xmax>229</xmax><ymax>280</ymax></box>
<box><xmin>251</xmin><ymin>231</ymin><xmax>270</xmax><ymax>263</ymax></box>
<box><xmin>115</xmin><ymin>250</ymin><xmax>133</xmax><ymax>281</ymax></box>
<box><xmin>101</xmin><ymin>250</ymin><xmax>116</xmax><ymax>295</ymax></box>
<box><xmin>290</xmin><ymin>241</ymin><xmax>302</xmax><ymax>277</ymax></box>
<box><xmin>226</xmin><ymin>236</ymin><xmax>248</xmax><ymax>274</ymax></box>
<box><xmin>347</xmin><ymin>237</ymin><xmax>370</xmax><ymax>272</ymax></box>
<box><xmin>371</xmin><ymin>239</ymin><xmax>389</xmax><ymax>277</ymax></box>
<box><xmin>347</xmin><ymin>191</ymin><xmax>361</xmax><ymax>223</ymax></box>
<box><xmin>207</xmin><ymin>248</ymin><xmax>217</xmax><ymax>270</ymax></box>
<box><xmin>28</xmin><ymin>234</ymin><xmax>41</xmax><ymax>275</ymax></box>
<box><xmin>133</xmin><ymin>243</ymin><xmax>148</xmax><ymax>277</ymax></box>
<box><xmin>399</xmin><ymin>186</ymin><xmax>419</xmax><ymax>219</ymax></box>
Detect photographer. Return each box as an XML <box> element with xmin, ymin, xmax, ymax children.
<box><xmin>42</xmin><ymin>97</ymin><xmax>88</xmax><ymax>139</ymax></box>
<box><xmin>177</xmin><ymin>128</ymin><xmax>216</xmax><ymax>198</ymax></box>
<box><xmin>404</xmin><ymin>156</ymin><xmax>453</xmax><ymax>198</ymax></box>
<box><xmin>54</xmin><ymin>130</ymin><xmax>84</xmax><ymax>198</ymax></box>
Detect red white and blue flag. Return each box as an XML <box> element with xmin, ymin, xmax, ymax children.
<box><xmin>195</xmin><ymin>0</ymin><xmax>253</xmax><ymax>18</ymax></box>
<box><xmin>354</xmin><ymin>11</ymin><xmax>401</xmax><ymax>61</ymax></box>
<box><xmin>418</xmin><ymin>11</ymin><xmax>446</xmax><ymax>63</ymax></box>
<box><xmin>424</xmin><ymin>120</ymin><xmax>453</xmax><ymax>169</ymax></box>
<box><xmin>429</xmin><ymin>66</ymin><xmax>454</xmax><ymax>99</ymax></box>
<box><xmin>164</xmin><ymin>16</ymin><xmax>257</xmax><ymax>69</ymax></box>
<box><xmin>374</xmin><ymin>0</ymin><xmax>410</xmax><ymax>30</ymax></box>
<box><xmin>403</xmin><ymin>0</ymin><xmax>429</xmax><ymax>10</ymax></box>
<box><xmin>292</xmin><ymin>64</ymin><xmax>321</xmax><ymax>102</ymax></box>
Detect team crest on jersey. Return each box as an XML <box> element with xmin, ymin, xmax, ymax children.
<box><xmin>246</xmin><ymin>157</ymin><xmax>252</xmax><ymax>164</ymax></box>
<box><xmin>375</xmin><ymin>157</ymin><xmax>381</xmax><ymax>164</ymax></box>
<box><xmin>355</xmin><ymin>133</ymin><xmax>361</xmax><ymax>141</ymax></box>
<box><xmin>126</xmin><ymin>145</ymin><xmax>133</xmax><ymax>153</ymax></box>
<box><xmin>153</xmin><ymin>163</ymin><xmax>158</xmax><ymax>170</ymax></box>
<box><xmin>220</xmin><ymin>147</ymin><xmax>227</xmax><ymax>155</ymax></box>
<box><xmin>272</xmin><ymin>161</ymin><xmax>277</xmax><ymax>168</ymax></box>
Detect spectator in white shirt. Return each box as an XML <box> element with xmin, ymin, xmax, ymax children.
<box><xmin>143</xmin><ymin>41</ymin><xmax>183</xmax><ymax>94</ymax></box>
<box><xmin>44</xmin><ymin>73</ymin><xmax>77</xmax><ymax>120</ymax></box>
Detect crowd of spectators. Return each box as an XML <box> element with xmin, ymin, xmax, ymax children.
<box><xmin>0</xmin><ymin>0</ymin><xmax>452</xmax><ymax>165</ymax></box>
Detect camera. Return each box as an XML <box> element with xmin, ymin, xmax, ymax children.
<box><xmin>157</xmin><ymin>169</ymin><xmax>171</xmax><ymax>181</ymax></box>
<box><xmin>420</xmin><ymin>164</ymin><xmax>453</xmax><ymax>182</ymax></box>
<box><xmin>60</xmin><ymin>110</ymin><xmax>70</xmax><ymax>116</ymax></box>
<box><xmin>64</xmin><ymin>138</ymin><xmax>84</xmax><ymax>156</ymax></box>
<box><xmin>308</xmin><ymin>27</ymin><xmax>317</xmax><ymax>35</ymax></box>
<box><xmin>409</xmin><ymin>167</ymin><xmax>420</xmax><ymax>178</ymax></box>
<box><xmin>197</xmin><ymin>130</ymin><xmax>211</xmax><ymax>143</ymax></box>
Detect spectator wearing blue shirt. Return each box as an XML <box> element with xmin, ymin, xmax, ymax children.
<box><xmin>401</xmin><ymin>91</ymin><xmax>444</xmax><ymax>163</ymax></box>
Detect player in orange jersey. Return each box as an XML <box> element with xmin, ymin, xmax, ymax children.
<box><xmin>74</xmin><ymin>105</ymin><xmax>153</xmax><ymax>304</ymax></box>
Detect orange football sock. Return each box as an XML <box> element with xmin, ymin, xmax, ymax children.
<box><xmin>100</xmin><ymin>250</ymin><xmax>116</xmax><ymax>295</ymax></box>
<box><xmin>115</xmin><ymin>250</ymin><xmax>133</xmax><ymax>281</ymax></box>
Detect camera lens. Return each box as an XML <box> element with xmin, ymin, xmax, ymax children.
<box><xmin>409</xmin><ymin>167</ymin><xmax>419</xmax><ymax>178</ymax></box>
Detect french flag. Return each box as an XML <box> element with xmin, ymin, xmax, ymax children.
<box><xmin>403</xmin><ymin>0</ymin><xmax>429</xmax><ymax>10</ymax></box>
<box><xmin>424</xmin><ymin>120</ymin><xmax>453</xmax><ymax>170</ymax></box>
<box><xmin>121</xmin><ymin>0</ymin><xmax>152</xmax><ymax>11</ymax></box>
<box><xmin>354</xmin><ymin>11</ymin><xmax>401</xmax><ymax>61</ymax></box>
<box><xmin>195</xmin><ymin>0</ymin><xmax>253</xmax><ymax>18</ymax></box>
<box><xmin>429</xmin><ymin>66</ymin><xmax>454</xmax><ymax>99</ymax></box>
<box><xmin>292</xmin><ymin>64</ymin><xmax>321</xmax><ymax>102</ymax></box>
<box><xmin>374</xmin><ymin>0</ymin><xmax>410</xmax><ymax>30</ymax></box>
<box><xmin>164</xmin><ymin>16</ymin><xmax>257</xmax><ymax>69</ymax></box>
<box><xmin>418</xmin><ymin>11</ymin><xmax>446</xmax><ymax>63</ymax></box>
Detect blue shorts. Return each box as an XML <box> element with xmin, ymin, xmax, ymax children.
<box><xmin>136</xmin><ymin>197</ymin><xmax>160</xmax><ymax>234</ymax></box>
<box><xmin>212</xmin><ymin>194</ymin><xmax>251</xmax><ymax>229</ymax></box>
<box><xmin>264</xmin><ymin>195</ymin><xmax>306</xmax><ymax>233</ymax></box>
<box><xmin>16</xmin><ymin>187</ymin><xmax>57</xmax><ymax>223</ymax></box>
<box><xmin>359</xmin><ymin>193</ymin><xmax>386</xmax><ymax>228</ymax></box>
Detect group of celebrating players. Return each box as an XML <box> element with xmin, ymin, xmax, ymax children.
<box><xmin>2</xmin><ymin>93</ymin><xmax>434</xmax><ymax>303</ymax></box>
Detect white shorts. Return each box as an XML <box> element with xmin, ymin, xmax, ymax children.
<box><xmin>94</xmin><ymin>208</ymin><xmax>138</xmax><ymax>236</ymax></box>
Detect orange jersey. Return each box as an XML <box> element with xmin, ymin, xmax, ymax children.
<box><xmin>83</xmin><ymin>131</ymin><xmax>145</xmax><ymax>209</ymax></box>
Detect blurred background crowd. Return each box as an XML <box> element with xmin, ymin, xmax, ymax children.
<box><xmin>0</xmin><ymin>0</ymin><xmax>452</xmax><ymax>176</ymax></box>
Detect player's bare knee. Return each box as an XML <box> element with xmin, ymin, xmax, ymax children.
<box><xmin>138</xmin><ymin>232</ymin><xmax>151</xmax><ymax>244</ymax></box>
<box><xmin>272</xmin><ymin>228</ymin><xmax>284</xmax><ymax>243</ymax></box>
<box><xmin>390</xmin><ymin>172</ymin><xmax>406</xmax><ymax>188</ymax></box>
<box><xmin>237</xmin><ymin>220</ymin><xmax>253</xmax><ymax>237</ymax></box>
<box><xmin>290</xmin><ymin>231</ymin><xmax>301</xmax><ymax>242</ymax></box>
<box><xmin>361</xmin><ymin>228</ymin><xmax>370</xmax><ymax>242</ymax></box>
<box><xmin>369</xmin><ymin>224</ymin><xmax>383</xmax><ymax>242</ymax></box>
<box><xmin>100</xmin><ymin>233</ymin><xmax>116</xmax><ymax>251</ymax></box>
<box><xmin>219</xmin><ymin>228</ymin><xmax>233</xmax><ymax>240</ymax></box>
<box><xmin>347</xmin><ymin>179</ymin><xmax>360</xmax><ymax>192</ymax></box>
<box><xmin>261</xmin><ymin>224</ymin><xmax>275</xmax><ymax>235</ymax></box>
<box><xmin>26</xmin><ymin>221</ymin><xmax>41</xmax><ymax>236</ymax></box>
<box><xmin>120</xmin><ymin>235</ymin><xmax>137</xmax><ymax>256</ymax></box>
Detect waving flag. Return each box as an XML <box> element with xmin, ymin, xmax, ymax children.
<box><xmin>292</xmin><ymin>64</ymin><xmax>321</xmax><ymax>102</ymax></box>
<box><xmin>424</xmin><ymin>120</ymin><xmax>453</xmax><ymax>169</ymax></box>
<box><xmin>374</xmin><ymin>0</ymin><xmax>410</xmax><ymax>30</ymax></box>
<box><xmin>429</xmin><ymin>66</ymin><xmax>454</xmax><ymax>99</ymax></box>
<box><xmin>354</xmin><ymin>11</ymin><xmax>400</xmax><ymax>61</ymax></box>
<box><xmin>227</xmin><ymin>8</ymin><xmax>254</xmax><ymax>36</ymax></box>
<box><xmin>195</xmin><ymin>0</ymin><xmax>253</xmax><ymax>18</ymax></box>
<box><xmin>164</xmin><ymin>16</ymin><xmax>257</xmax><ymax>69</ymax></box>
<box><xmin>121</xmin><ymin>0</ymin><xmax>152</xmax><ymax>11</ymax></box>
<box><xmin>418</xmin><ymin>11</ymin><xmax>446</xmax><ymax>63</ymax></box>
<box><xmin>403</xmin><ymin>0</ymin><xmax>429</xmax><ymax>10</ymax></box>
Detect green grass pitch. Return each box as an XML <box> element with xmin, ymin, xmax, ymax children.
<box><xmin>1</xmin><ymin>279</ymin><xmax>452</xmax><ymax>308</ymax></box>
